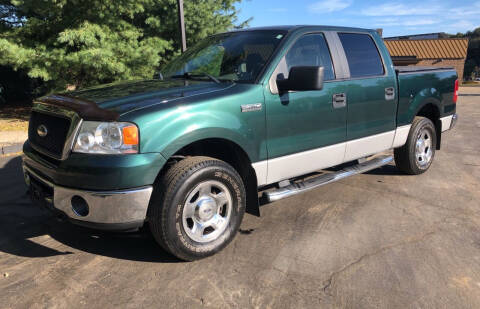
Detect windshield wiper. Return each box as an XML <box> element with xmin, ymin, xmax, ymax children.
<box><xmin>171</xmin><ymin>72</ymin><xmax>221</xmax><ymax>84</ymax></box>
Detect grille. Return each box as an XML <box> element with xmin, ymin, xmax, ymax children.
<box><xmin>28</xmin><ymin>111</ymin><xmax>71</xmax><ymax>158</ymax></box>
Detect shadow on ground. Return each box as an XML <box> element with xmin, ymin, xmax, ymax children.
<box><xmin>257</xmin><ymin>161</ymin><xmax>405</xmax><ymax>207</ymax></box>
<box><xmin>0</xmin><ymin>156</ymin><xmax>181</xmax><ymax>263</ymax></box>
<box><xmin>1</xmin><ymin>154</ymin><xmax>406</xmax><ymax>262</ymax></box>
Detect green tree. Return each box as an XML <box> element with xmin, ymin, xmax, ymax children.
<box><xmin>0</xmin><ymin>0</ymin><xmax>247</xmax><ymax>91</ymax></box>
<box><xmin>449</xmin><ymin>27</ymin><xmax>480</xmax><ymax>79</ymax></box>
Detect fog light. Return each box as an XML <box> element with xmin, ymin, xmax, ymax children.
<box><xmin>71</xmin><ymin>196</ymin><xmax>89</xmax><ymax>217</ymax></box>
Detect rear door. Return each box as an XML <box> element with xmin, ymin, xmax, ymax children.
<box><xmin>336</xmin><ymin>32</ymin><xmax>397</xmax><ymax>161</ymax></box>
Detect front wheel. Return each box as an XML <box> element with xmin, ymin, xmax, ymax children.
<box><xmin>394</xmin><ymin>116</ymin><xmax>437</xmax><ymax>175</ymax></box>
<box><xmin>148</xmin><ymin>156</ymin><xmax>246</xmax><ymax>261</ymax></box>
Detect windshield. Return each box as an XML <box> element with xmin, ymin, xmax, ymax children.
<box><xmin>162</xmin><ymin>30</ymin><xmax>287</xmax><ymax>83</ymax></box>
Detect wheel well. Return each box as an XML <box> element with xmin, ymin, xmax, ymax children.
<box><xmin>164</xmin><ymin>138</ymin><xmax>260</xmax><ymax>216</ymax></box>
<box><xmin>416</xmin><ymin>103</ymin><xmax>442</xmax><ymax>149</ymax></box>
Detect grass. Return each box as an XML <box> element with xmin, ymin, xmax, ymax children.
<box><xmin>0</xmin><ymin>102</ymin><xmax>31</xmax><ymax>132</ymax></box>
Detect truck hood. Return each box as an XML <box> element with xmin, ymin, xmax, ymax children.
<box><xmin>37</xmin><ymin>79</ymin><xmax>233</xmax><ymax>121</ymax></box>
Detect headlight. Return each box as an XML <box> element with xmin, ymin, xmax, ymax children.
<box><xmin>73</xmin><ymin>121</ymin><xmax>139</xmax><ymax>154</ymax></box>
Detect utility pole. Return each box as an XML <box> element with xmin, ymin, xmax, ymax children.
<box><xmin>177</xmin><ymin>0</ymin><xmax>187</xmax><ymax>53</ymax></box>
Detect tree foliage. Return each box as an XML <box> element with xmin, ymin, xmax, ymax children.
<box><xmin>450</xmin><ymin>27</ymin><xmax>480</xmax><ymax>79</ymax></box>
<box><xmin>0</xmin><ymin>0</ymin><xmax>247</xmax><ymax>91</ymax></box>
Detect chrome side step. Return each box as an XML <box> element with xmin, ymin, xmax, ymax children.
<box><xmin>263</xmin><ymin>155</ymin><xmax>393</xmax><ymax>202</ymax></box>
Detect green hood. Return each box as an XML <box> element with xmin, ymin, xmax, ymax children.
<box><xmin>64</xmin><ymin>79</ymin><xmax>233</xmax><ymax>116</ymax></box>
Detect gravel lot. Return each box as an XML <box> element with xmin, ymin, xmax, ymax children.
<box><xmin>0</xmin><ymin>95</ymin><xmax>479</xmax><ymax>308</ymax></box>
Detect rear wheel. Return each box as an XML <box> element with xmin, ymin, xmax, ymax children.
<box><xmin>149</xmin><ymin>156</ymin><xmax>246</xmax><ymax>261</ymax></box>
<box><xmin>394</xmin><ymin>116</ymin><xmax>437</xmax><ymax>175</ymax></box>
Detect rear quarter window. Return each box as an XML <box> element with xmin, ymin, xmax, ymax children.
<box><xmin>338</xmin><ymin>33</ymin><xmax>384</xmax><ymax>78</ymax></box>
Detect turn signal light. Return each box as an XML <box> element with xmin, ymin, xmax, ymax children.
<box><xmin>122</xmin><ymin>125</ymin><xmax>139</xmax><ymax>145</ymax></box>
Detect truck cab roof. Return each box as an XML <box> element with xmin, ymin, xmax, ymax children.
<box><xmin>225</xmin><ymin>25</ymin><xmax>375</xmax><ymax>34</ymax></box>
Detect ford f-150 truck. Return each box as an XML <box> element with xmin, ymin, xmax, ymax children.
<box><xmin>22</xmin><ymin>26</ymin><xmax>458</xmax><ymax>261</ymax></box>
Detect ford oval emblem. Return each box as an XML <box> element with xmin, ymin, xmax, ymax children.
<box><xmin>37</xmin><ymin>125</ymin><xmax>48</xmax><ymax>138</ymax></box>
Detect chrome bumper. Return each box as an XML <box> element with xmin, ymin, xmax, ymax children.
<box><xmin>22</xmin><ymin>164</ymin><xmax>152</xmax><ymax>228</ymax></box>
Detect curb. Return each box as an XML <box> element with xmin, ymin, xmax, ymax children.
<box><xmin>1</xmin><ymin>143</ymin><xmax>23</xmax><ymax>156</ymax></box>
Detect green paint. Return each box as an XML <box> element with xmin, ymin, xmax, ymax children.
<box><xmin>125</xmin><ymin>83</ymin><xmax>268</xmax><ymax>162</ymax></box>
<box><xmin>24</xmin><ymin>25</ymin><xmax>457</xmax><ymax>191</ymax></box>
<box><xmin>397</xmin><ymin>70</ymin><xmax>457</xmax><ymax>126</ymax></box>
<box><xmin>23</xmin><ymin>142</ymin><xmax>166</xmax><ymax>190</ymax></box>
<box><xmin>264</xmin><ymin>81</ymin><xmax>347</xmax><ymax>158</ymax></box>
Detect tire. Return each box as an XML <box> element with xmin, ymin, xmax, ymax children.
<box><xmin>148</xmin><ymin>156</ymin><xmax>246</xmax><ymax>261</ymax></box>
<box><xmin>394</xmin><ymin>116</ymin><xmax>437</xmax><ymax>175</ymax></box>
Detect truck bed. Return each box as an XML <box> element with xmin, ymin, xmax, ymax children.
<box><xmin>395</xmin><ymin>65</ymin><xmax>457</xmax><ymax>128</ymax></box>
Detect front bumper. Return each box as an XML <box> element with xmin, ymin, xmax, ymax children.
<box><xmin>22</xmin><ymin>141</ymin><xmax>166</xmax><ymax>191</ymax></box>
<box><xmin>22</xmin><ymin>163</ymin><xmax>153</xmax><ymax>230</ymax></box>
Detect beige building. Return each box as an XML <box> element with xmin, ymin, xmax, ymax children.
<box><xmin>384</xmin><ymin>38</ymin><xmax>469</xmax><ymax>79</ymax></box>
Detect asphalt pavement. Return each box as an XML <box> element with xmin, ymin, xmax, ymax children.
<box><xmin>0</xmin><ymin>96</ymin><xmax>479</xmax><ymax>308</ymax></box>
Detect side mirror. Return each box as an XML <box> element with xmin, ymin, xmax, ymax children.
<box><xmin>277</xmin><ymin>66</ymin><xmax>324</xmax><ymax>93</ymax></box>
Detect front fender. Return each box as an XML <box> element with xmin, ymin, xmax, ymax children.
<box><xmin>160</xmin><ymin>125</ymin><xmax>262</xmax><ymax>162</ymax></box>
<box><xmin>136</xmin><ymin>106</ymin><xmax>266</xmax><ymax>162</ymax></box>
<box><xmin>121</xmin><ymin>83</ymin><xmax>267</xmax><ymax>162</ymax></box>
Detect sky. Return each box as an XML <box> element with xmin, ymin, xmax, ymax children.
<box><xmin>235</xmin><ymin>0</ymin><xmax>480</xmax><ymax>37</ymax></box>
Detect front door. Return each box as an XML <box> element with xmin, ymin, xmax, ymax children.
<box><xmin>264</xmin><ymin>33</ymin><xmax>347</xmax><ymax>184</ymax></box>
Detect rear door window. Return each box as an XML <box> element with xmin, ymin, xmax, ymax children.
<box><xmin>338</xmin><ymin>33</ymin><xmax>384</xmax><ymax>78</ymax></box>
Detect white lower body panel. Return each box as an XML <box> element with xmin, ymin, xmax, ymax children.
<box><xmin>344</xmin><ymin>131</ymin><xmax>395</xmax><ymax>162</ymax></box>
<box><xmin>392</xmin><ymin>124</ymin><xmax>411</xmax><ymax>148</ymax></box>
<box><xmin>254</xmin><ymin>125</ymin><xmax>414</xmax><ymax>186</ymax></box>
<box><xmin>252</xmin><ymin>161</ymin><xmax>268</xmax><ymax>187</ymax></box>
<box><xmin>440</xmin><ymin>115</ymin><xmax>453</xmax><ymax>132</ymax></box>
<box><xmin>265</xmin><ymin>143</ymin><xmax>346</xmax><ymax>185</ymax></box>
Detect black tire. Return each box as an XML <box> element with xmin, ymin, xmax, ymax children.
<box><xmin>394</xmin><ymin>116</ymin><xmax>437</xmax><ymax>175</ymax></box>
<box><xmin>148</xmin><ymin>156</ymin><xmax>246</xmax><ymax>261</ymax></box>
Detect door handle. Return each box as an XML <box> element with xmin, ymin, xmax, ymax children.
<box><xmin>385</xmin><ymin>87</ymin><xmax>395</xmax><ymax>100</ymax></box>
<box><xmin>332</xmin><ymin>93</ymin><xmax>347</xmax><ymax>108</ymax></box>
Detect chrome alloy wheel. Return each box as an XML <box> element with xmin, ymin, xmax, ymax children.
<box><xmin>182</xmin><ymin>180</ymin><xmax>233</xmax><ymax>243</ymax></box>
<box><xmin>415</xmin><ymin>128</ymin><xmax>433</xmax><ymax>167</ymax></box>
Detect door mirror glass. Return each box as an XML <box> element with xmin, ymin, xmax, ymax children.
<box><xmin>277</xmin><ymin>66</ymin><xmax>324</xmax><ymax>92</ymax></box>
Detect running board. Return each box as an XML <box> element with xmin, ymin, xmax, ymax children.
<box><xmin>263</xmin><ymin>155</ymin><xmax>393</xmax><ymax>203</ymax></box>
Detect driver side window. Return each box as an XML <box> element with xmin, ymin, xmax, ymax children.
<box><xmin>276</xmin><ymin>33</ymin><xmax>335</xmax><ymax>81</ymax></box>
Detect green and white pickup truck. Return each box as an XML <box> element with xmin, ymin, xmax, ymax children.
<box><xmin>22</xmin><ymin>25</ymin><xmax>458</xmax><ymax>260</ymax></box>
